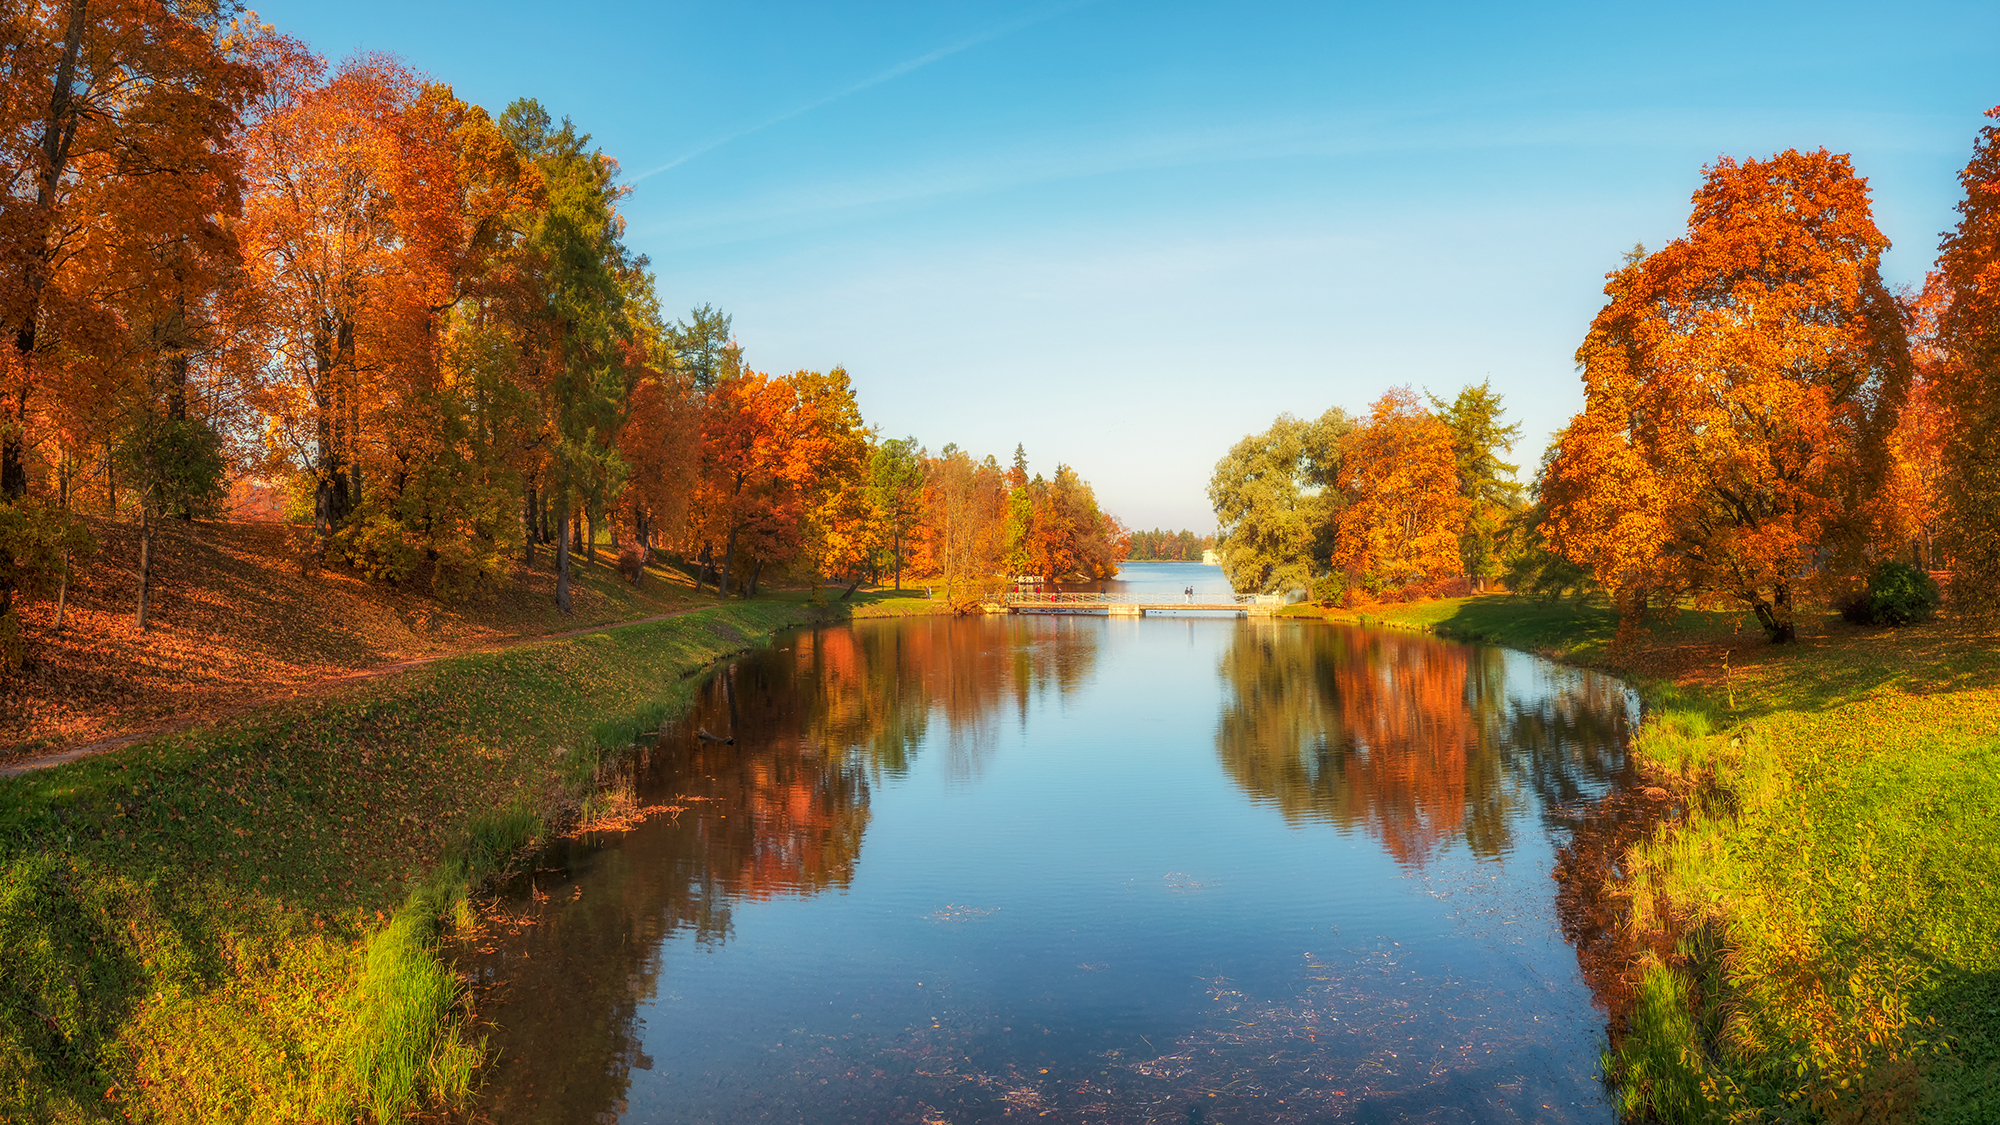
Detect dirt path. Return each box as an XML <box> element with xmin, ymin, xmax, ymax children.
<box><xmin>2</xmin><ymin>606</ymin><xmax>713</xmax><ymax>779</ymax></box>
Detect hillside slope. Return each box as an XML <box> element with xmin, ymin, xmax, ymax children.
<box><xmin>4</xmin><ymin>518</ymin><xmax>710</xmax><ymax>760</ymax></box>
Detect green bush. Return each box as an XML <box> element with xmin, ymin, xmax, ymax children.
<box><xmin>1865</xmin><ymin>561</ymin><xmax>1940</xmax><ymax>626</ymax></box>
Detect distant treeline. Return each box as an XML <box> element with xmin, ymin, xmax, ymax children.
<box><xmin>1124</xmin><ymin>528</ymin><xmax>1215</xmax><ymax>561</ymax></box>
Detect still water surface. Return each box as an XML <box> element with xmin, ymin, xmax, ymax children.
<box><xmin>464</xmin><ymin>563</ymin><xmax>1635</xmax><ymax>1123</ymax></box>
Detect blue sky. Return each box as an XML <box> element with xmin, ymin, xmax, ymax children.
<box><xmin>258</xmin><ymin>0</ymin><xmax>1999</xmax><ymax>531</ymax></box>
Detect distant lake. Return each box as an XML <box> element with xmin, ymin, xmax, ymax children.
<box><xmin>460</xmin><ymin>580</ymin><xmax>1635</xmax><ymax>1123</ymax></box>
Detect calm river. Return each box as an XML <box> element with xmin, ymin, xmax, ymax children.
<box><xmin>462</xmin><ymin>562</ymin><xmax>1636</xmax><ymax>1124</ymax></box>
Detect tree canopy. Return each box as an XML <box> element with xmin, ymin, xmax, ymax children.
<box><xmin>1542</xmin><ymin>149</ymin><xmax>1910</xmax><ymax>641</ymax></box>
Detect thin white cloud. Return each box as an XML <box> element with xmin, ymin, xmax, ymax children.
<box><xmin>628</xmin><ymin>1</ymin><xmax>1092</xmax><ymax>184</ymax></box>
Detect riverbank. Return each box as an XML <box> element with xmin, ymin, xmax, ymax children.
<box><xmin>0</xmin><ymin>598</ymin><xmax>828</xmax><ymax>1123</ymax></box>
<box><xmin>1342</xmin><ymin>594</ymin><xmax>2000</xmax><ymax>1122</ymax></box>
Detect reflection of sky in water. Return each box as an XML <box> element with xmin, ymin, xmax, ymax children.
<box><xmin>465</xmin><ymin>614</ymin><xmax>1634</xmax><ymax>1124</ymax></box>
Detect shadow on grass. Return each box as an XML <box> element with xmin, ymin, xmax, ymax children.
<box><xmin>1411</xmin><ymin>597</ymin><xmax>2000</xmax><ymax>725</ymax></box>
<box><xmin>1922</xmin><ymin>965</ymin><xmax>2000</xmax><ymax>1125</ymax></box>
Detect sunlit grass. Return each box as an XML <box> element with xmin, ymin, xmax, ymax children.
<box><xmin>1548</xmin><ymin>613</ymin><xmax>2000</xmax><ymax>1122</ymax></box>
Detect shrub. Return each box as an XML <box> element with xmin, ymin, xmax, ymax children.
<box><xmin>1310</xmin><ymin>573</ymin><xmax>1345</xmax><ymax>606</ymax></box>
<box><xmin>617</xmin><ymin>543</ymin><xmax>647</xmax><ymax>583</ymax></box>
<box><xmin>1863</xmin><ymin>561</ymin><xmax>1940</xmax><ymax>626</ymax></box>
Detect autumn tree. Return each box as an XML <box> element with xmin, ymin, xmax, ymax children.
<box><xmin>0</xmin><ymin>1</ymin><xmax>259</xmax><ymax>642</ymax></box>
<box><xmin>868</xmin><ymin>437</ymin><xmax>924</xmax><ymax>591</ymax></box>
<box><xmin>1334</xmin><ymin>387</ymin><xmax>1465</xmax><ymax>592</ymax></box>
<box><xmin>1544</xmin><ymin>150</ymin><xmax>1911</xmax><ymax>642</ymax></box>
<box><xmin>692</xmin><ymin>370</ymin><xmax>798</xmax><ymax>597</ymax></box>
<box><xmin>1936</xmin><ymin>108</ymin><xmax>2000</xmax><ymax>616</ymax></box>
<box><xmin>241</xmin><ymin>52</ymin><xmax>413</xmax><ymax>549</ymax></box>
<box><xmin>615</xmin><ymin>354</ymin><xmax>698</xmax><ymax>571</ymax></box>
<box><xmin>788</xmin><ymin>367</ymin><xmax>872</xmax><ymax>593</ymax></box>
<box><xmin>923</xmin><ymin>445</ymin><xmax>1009</xmax><ymax>607</ymax></box>
<box><xmin>1500</xmin><ymin>433</ymin><xmax>1598</xmax><ymax>601</ymax></box>
<box><xmin>1871</xmin><ymin>277</ymin><xmax>1950</xmax><ymax>571</ymax></box>
<box><xmin>1207</xmin><ymin>408</ymin><xmax>1350</xmax><ymax>594</ymax></box>
<box><xmin>1015</xmin><ymin>463</ymin><xmax>1122</xmax><ymax>582</ymax></box>
<box><xmin>1429</xmin><ymin>381</ymin><xmax>1522</xmax><ymax>588</ymax></box>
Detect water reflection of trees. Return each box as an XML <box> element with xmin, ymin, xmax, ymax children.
<box><xmin>1214</xmin><ymin>624</ymin><xmax>1632</xmax><ymax>865</ymax></box>
<box><xmin>468</xmin><ymin>617</ymin><xmax>1102</xmax><ymax>1123</ymax></box>
<box><xmin>784</xmin><ymin>615</ymin><xmax>1101</xmax><ymax>781</ymax></box>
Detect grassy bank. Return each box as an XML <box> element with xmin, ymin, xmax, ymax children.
<box><xmin>1364</xmin><ymin>594</ymin><xmax>2000</xmax><ymax>1122</ymax></box>
<box><xmin>0</xmin><ymin>598</ymin><xmax>823</xmax><ymax>1123</ymax></box>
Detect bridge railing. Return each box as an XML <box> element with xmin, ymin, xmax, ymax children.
<box><xmin>999</xmin><ymin>591</ymin><xmax>1274</xmax><ymax>606</ymax></box>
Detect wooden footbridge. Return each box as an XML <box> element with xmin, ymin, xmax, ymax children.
<box><xmin>998</xmin><ymin>591</ymin><xmax>1284</xmax><ymax>617</ymax></box>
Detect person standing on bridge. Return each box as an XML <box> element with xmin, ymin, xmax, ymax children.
<box><xmin>1185</xmin><ymin>585</ymin><xmax>1192</xmax><ymax>603</ymax></box>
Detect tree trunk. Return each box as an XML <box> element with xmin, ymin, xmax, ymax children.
<box><xmin>522</xmin><ymin>479</ymin><xmax>537</xmax><ymax>566</ymax></box>
<box><xmin>695</xmin><ymin>542</ymin><xmax>712</xmax><ymax>594</ymax></box>
<box><xmin>720</xmin><ymin>525</ymin><xmax>738</xmax><ymax>598</ymax></box>
<box><xmin>136</xmin><ymin>503</ymin><xmax>153</xmax><ymax>631</ymax></box>
<box><xmin>555</xmin><ymin>493</ymin><xmax>572</xmax><ymax>615</ymax></box>
<box><xmin>747</xmin><ymin>558</ymin><xmax>762</xmax><ymax>598</ymax></box>
<box><xmin>841</xmin><ymin>573</ymin><xmax>862</xmax><ymax>600</ymax></box>
<box><xmin>1750</xmin><ymin>585</ymin><xmax>1797</xmax><ymax>644</ymax></box>
<box><xmin>893</xmin><ymin>526</ymin><xmax>902</xmax><ymax>592</ymax></box>
<box><xmin>53</xmin><ymin>549</ymin><xmax>68</xmax><ymax>630</ymax></box>
<box><xmin>574</xmin><ymin>511</ymin><xmax>587</xmax><ymax>565</ymax></box>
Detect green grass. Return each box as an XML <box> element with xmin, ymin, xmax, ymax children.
<box><xmin>1418</xmin><ymin>599</ymin><xmax>2000</xmax><ymax>1123</ymax></box>
<box><xmin>0</xmin><ymin>599</ymin><xmax>822</xmax><ymax>1123</ymax></box>
<box><xmin>843</xmin><ymin>588</ymin><xmax>953</xmax><ymax>618</ymax></box>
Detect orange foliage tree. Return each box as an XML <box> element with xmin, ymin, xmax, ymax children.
<box><xmin>688</xmin><ymin>368</ymin><xmax>870</xmax><ymax>598</ymax></box>
<box><xmin>1544</xmin><ymin>150</ymin><xmax>1911</xmax><ymax>641</ymax></box>
<box><xmin>241</xmin><ymin>52</ymin><xmax>417</xmax><ymax>543</ymax></box>
<box><xmin>1009</xmin><ymin>462</ymin><xmax>1122</xmax><ymax>582</ymax></box>
<box><xmin>691</xmin><ymin>371</ymin><xmax>796</xmax><ymax>597</ymax></box>
<box><xmin>1870</xmin><ymin>277</ymin><xmax>1951</xmax><ymax>569</ymax></box>
<box><xmin>1334</xmin><ymin>387</ymin><xmax>1465</xmax><ymax>592</ymax></box>
<box><xmin>0</xmin><ymin>1</ymin><xmax>259</xmax><ymax>644</ymax></box>
<box><xmin>1936</xmin><ymin>107</ymin><xmax>2000</xmax><ymax>615</ymax></box>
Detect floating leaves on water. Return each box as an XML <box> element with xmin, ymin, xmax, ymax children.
<box><xmin>925</xmin><ymin>904</ymin><xmax>1000</xmax><ymax>922</ymax></box>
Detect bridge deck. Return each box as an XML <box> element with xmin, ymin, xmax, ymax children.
<box><xmin>1000</xmin><ymin>593</ymin><xmax>1278</xmax><ymax>615</ymax></box>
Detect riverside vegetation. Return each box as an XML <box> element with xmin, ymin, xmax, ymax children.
<box><xmin>1339</xmin><ymin>593</ymin><xmax>2000</xmax><ymax>1124</ymax></box>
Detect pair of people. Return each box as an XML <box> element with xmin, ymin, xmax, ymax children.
<box><xmin>1184</xmin><ymin>585</ymin><xmax>1193</xmax><ymax>603</ymax></box>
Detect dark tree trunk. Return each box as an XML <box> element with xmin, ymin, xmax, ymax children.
<box><xmin>1752</xmin><ymin>584</ymin><xmax>1797</xmax><ymax>643</ymax></box>
<box><xmin>748</xmin><ymin>559</ymin><xmax>763</xmax><ymax>598</ymax></box>
<box><xmin>135</xmin><ymin>503</ymin><xmax>153</xmax><ymax>631</ymax></box>
<box><xmin>522</xmin><ymin>479</ymin><xmax>537</xmax><ymax>566</ymax></box>
<box><xmin>555</xmin><ymin>493</ymin><xmax>572</xmax><ymax>615</ymax></box>
<box><xmin>720</xmin><ymin>525</ymin><xmax>738</xmax><ymax>598</ymax></box>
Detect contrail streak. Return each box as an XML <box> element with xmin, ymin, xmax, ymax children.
<box><xmin>628</xmin><ymin>1</ymin><xmax>1092</xmax><ymax>183</ymax></box>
